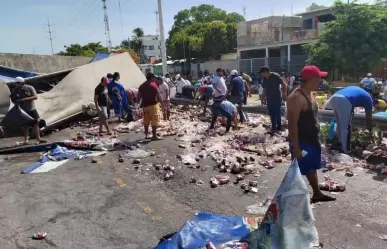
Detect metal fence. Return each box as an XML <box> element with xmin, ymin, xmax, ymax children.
<box><xmin>191</xmin><ymin>55</ymin><xmax>308</xmax><ymax>78</ymax></box>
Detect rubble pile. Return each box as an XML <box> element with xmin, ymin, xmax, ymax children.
<box><xmin>116</xmin><ymin>104</ymin><xmax>387</xmax><ymax>191</ymax></box>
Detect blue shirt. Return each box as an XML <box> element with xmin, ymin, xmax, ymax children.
<box><xmin>230</xmin><ymin>75</ymin><xmax>244</xmax><ymax>99</ymax></box>
<box><xmin>335</xmin><ymin>86</ymin><xmax>373</xmax><ymax>111</ymax></box>
<box><xmin>221</xmin><ymin>100</ymin><xmax>237</xmax><ymax>115</ymax></box>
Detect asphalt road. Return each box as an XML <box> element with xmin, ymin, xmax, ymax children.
<box><xmin>0</xmin><ymin>125</ymin><xmax>387</xmax><ymax>249</ymax></box>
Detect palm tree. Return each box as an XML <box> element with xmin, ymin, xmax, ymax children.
<box><xmin>131</xmin><ymin>27</ymin><xmax>144</xmax><ymax>58</ymax></box>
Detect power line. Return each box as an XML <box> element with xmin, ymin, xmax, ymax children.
<box><xmin>118</xmin><ymin>0</ymin><xmax>125</xmax><ymax>41</ymax></box>
<box><xmin>67</xmin><ymin>0</ymin><xmax>93</xmax><ymax>27</ymax></box>
<box><xmin>47</xmin><ymin>19</ymin><xmax>55</xmax><ymax>54</ymax></box>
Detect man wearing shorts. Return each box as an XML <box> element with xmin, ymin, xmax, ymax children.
<box><xmin>10</xmin><ymin>77</ymin><xmax>46</xmax><ymax>145</ymax></box>
<box><xmin>94</xmin><ymin>76</ymin><xmax>111</xmax><ymax>135</ymax></box>
<box><xmin>287</xmin><ymin>66</ymin><xmax>335</xmax><ymax>203</ymax></box>
<box><xmin>137</xmin><ymin>73</ymin><xmax>165</xmax><ymax>140</ymax></box>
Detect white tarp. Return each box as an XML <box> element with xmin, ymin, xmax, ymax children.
<box><xmin>34</xmin><ymin>52</ymin><xmax>145</xmax><ymax>126</ymax></box>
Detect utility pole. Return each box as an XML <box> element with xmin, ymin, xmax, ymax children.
<box><xmin>46</xmin><ymin>19</ymin><xmax>54</xmax><ymax>55</ymax></box>
<box><xmin>243</xmin><ymin>6</ymin><xmax>246</xmax><ymax>19</ymax></box>
<box><xmin>102</xmin><ymin>0</ymin><xmax>112</xmax><ymax>51</ymax></box>
<box><xmin>155</xmin><ymin>11</ymin><xmax>159</xmax><ymax>38</ymax></box>
<box><xmin>157</xmin><ymin>0</ymin><xmax>168</xmax><ymax>76</ymax></box>
<box><xmin>155</xmin><ymin>10</ymin><xmax>161</xmax><ymax>60</ymax></box>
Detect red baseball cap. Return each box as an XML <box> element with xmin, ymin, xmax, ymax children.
<box><xmin>300</xmin><ymin>65</ymin><xmax>328</xmax><ymax>80</ymax></box>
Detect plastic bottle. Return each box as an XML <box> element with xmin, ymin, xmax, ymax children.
<box><xmin>328</xmin><ymin>120</ymin><xmax>336</xmax><ymax>139</ymax></box>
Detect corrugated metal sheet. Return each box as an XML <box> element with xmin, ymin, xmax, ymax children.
<box><xmin>0</xmin><ymin>66</ymin><xmax>38</xmax><ymax>82</ymax></box>
<box><xmin>90</xmin><ymin>52</ymin><xmax>111</xmax><ymax>63</ymax></box>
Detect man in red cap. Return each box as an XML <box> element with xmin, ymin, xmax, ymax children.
<box><xmin>287</xmin><ymin>65</ymin><xmax>335</xmax><ymax>203</ymax></box>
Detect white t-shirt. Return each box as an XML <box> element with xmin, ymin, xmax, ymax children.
<box><xmin>211</xmin><ymin>76</ymin><xmax>227</xmax><ymax>97</ymax></box>
<box><xmin>176</xmin><ymin>79</ymin><xmax>188</xmax><ymax>94</ymax></box>
<box><xmin>289</xmin><ymin>76</ymin><xmax>295</xmax><ymax>87</ymax></box>
<box><xmin>258</xmin><ymin>85</ymin><xmax>263</xmax><ymax>95</ymax></box>
<box><xmin>159</xmin><ymin>82</ymin><xmax>170</xmax><ymax>101</ymax></box>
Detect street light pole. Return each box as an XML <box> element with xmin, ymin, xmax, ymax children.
<box><xmin>157</xmin><ymin>0</ymin><xmax>168</xmax><ymax>76</ymax></box>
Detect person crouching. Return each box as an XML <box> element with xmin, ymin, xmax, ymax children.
<box><xmin>210</xmin><ymin>100</ymin><xmax>238</xmax><ymax>132</ymax></box>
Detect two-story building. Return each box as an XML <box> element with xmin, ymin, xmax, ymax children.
<box><xmin>237</xmin><ymin>7</ymin><xmax>334</xmax><ymax>74</ymax></box>
<box><xmin>140</xmin><ymin>35</ymin><xmax>161</xmax><ymax>63</ymax></box>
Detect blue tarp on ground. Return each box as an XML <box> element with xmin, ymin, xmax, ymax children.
<box><xmin>155</xmin><ymin>160</ymin><xmax>320</xmax><ymax>249</ymax></box>
<box><xmin>90</xmin><ymin>52</ymin><xmax>111</xmax><ymax>63</ymax></box>
<box><xmin>154</xmin><ymin>212</ymin><xmax>254</xmax><ymax>249</ymax></box>
<box><xmin>22</xmin><ymin>144</ymin><xmax>105</xmax><ymax>174</ymax></box>
<box><xmin>0</xmin><ymin>66</ymin><xmax>38</xmax><ymax>82</ymax></box>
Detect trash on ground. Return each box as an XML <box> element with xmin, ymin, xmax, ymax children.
<box><xmin>319</xmin><ymin>175</ymin><xmax>346</xmax><ymax>192</ymax></box>
<box><xmin>125</xmin><ymin>149</ymin><xmax>153</xmax><ymax>158</ymax></box>
<box><xmin>31</xmin><ymin>232</ymin><xmax>47</xmax><ymax>240</ymax></box>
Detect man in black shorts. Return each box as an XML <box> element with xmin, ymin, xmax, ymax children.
<box><xmin>11</xmin><ymin>77</ymin><xmax>46</xmax><ymax>145</ymax></box>
<box><xmin>94</xmin><ymin>76</ymin><xmax>111</xmax><ymax>135</ymax></box>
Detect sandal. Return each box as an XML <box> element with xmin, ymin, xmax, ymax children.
<box><xmin>311</xmin><ymin>194</ymin><xmax>336</xmax><ymax>203</ymax></box>
<box><xmin>35</xmin><ymin>139</ymin><xmax>47</xmax><ymax>145</ymax></box>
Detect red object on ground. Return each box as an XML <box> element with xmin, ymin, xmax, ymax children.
<box><xmin>206</xmin><ymin>242</ymin><xmax>217</xmax><ymax>249</ymax></box>
<box><xmin>32</xmin><ymin>232</ymin><xmax>47</xmax><ymax>240</ymax></box>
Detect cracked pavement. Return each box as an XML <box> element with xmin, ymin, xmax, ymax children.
<box><xmin>0</xmin><ymin>127</ymin><xmax>387</xmax><ymax>249</ymax></box>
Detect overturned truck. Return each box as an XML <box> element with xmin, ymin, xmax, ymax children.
<box><xmin>0</xmin><ymin>52</ymin><xmax>146</xmax><ymax>133</ymax></box>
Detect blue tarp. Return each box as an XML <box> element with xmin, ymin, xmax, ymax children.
<box><xmin>90</xmin><ymin>52</ymin><xmax>111</xmax><ymax>63</ymax></box>
<box><xmin>0</xmin><ymin>66</ymin><xmax>38</xmax><ymax>82</ymax></box>
<box><xmin>154</xmin><ymin>212</ymin><xmax>254</xmax><ymax>249</ymax></box>
<box><xmin>22</xmin><ymin>144</ymin><xmax>99</xmax><ymax>174</ymax></box>
<box><xmin>375</xmin><ymin>112</ymin><xmax>387</xmax><ymax>117</ymax></box>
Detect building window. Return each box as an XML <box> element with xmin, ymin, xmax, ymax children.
<box><xmin>142</xmin><ymin>45</ymin><xmax>148</xmax><ymax>50</ymax></box>
<box><xmin>148</xmin><ymin>45</ymin><xmax>155</xmax><ymax>50</ymax></box>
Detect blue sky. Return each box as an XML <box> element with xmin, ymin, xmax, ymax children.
<box><xmin>0</xmin><ymin>0</ymin><xmax>370</xmax><ymax>55</ymax></box>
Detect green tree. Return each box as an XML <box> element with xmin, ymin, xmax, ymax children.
<box><xmin>58</xmin><ymin>42</ymin><xmax>140</xmax><ymax>64</ymax></box>
<box><xmin>57</xmin><ymin>42</ymin><xmax>108</xmax><ymax>57</ymax></box>
<box><xmin>167</xmin><ymin>4</ymin><xmax>244</xmax><ymax>60</ymax></box>
<box><xmin>130</xmin><ymin>27</ymin><xmax>145</xmax><ymax>57</ymax></box>
<box><xmin>304</xmin><ymin>1</ymin><xmax>387</xmax><ymax>77</ymax></box>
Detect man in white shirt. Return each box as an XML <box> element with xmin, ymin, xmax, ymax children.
<box><xmin>209</xmin><ymin>68</ymin><xmax>228</xmax><ymax>131</ymax></box>
<box><xmin>157</xmin><ymin>77</ymin><xmax>170</xmax><ymax>120</ymax></box>
<box><xmin>289</xmin><ymin>74</ymin><xmax>295</xmax><ymax>91</ymax></box>
<box><xmin>211</xmin><ymin>68</ymin><xmax>227</xmax><ymax>102</ymax></box>
<box><xmin>175</xmin><ymin>74</ymin><xmax>188</xmax><ymax>96</ymax></box>
<box><xmin>164</xmin><ymin>74</ymin><xmax>174</xmax><ymax>87</ymax></box>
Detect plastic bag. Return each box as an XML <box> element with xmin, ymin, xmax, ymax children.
<box><xmin>328</xmin><ymin>120</ymin><xmax>336</xmax><ymax>139</ymax></box>
<box><xmin>252</xmin><ymin>159</ymin><xmax>320</xmax><ymax>248</ymax></box>
<box><xmin>332</xmin><ymin>153</ymin><xmax>353</xmax><ymax>166</ymax></box>
<box><xmin>125</xmin><ymin>149</ymin><xmax>152</xmax><ymax>158</ymax></box>
<box><xmin>0</xmin><ymin>105</ymin><xmax>34</xmax><ymax>129</ymax></box>
<box><xmin>181</xmin><ymin>147</ymin><xmax>199</xmax><ymax>165</ymax></box>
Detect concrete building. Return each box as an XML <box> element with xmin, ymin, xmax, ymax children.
<box><xmin>140</xmin><ymin>35</ymin><xmax>161</xmax><ymax>62</ymax></box>
<box><xmin>237</xmin><ymin>7</ymin><xmax>334</xmax><ymax>74</ymax></box>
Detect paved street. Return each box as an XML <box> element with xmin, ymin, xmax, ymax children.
<box><xmin>0</xmin><ymin>124</ymin><xmax>387</xmax><ymax>249</ymax></box>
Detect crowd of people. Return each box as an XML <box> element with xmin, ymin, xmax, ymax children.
<box><xmin>94</xmin><ymin>72</ymin><xmax>172</xmax><ymax>140</ymax></box>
